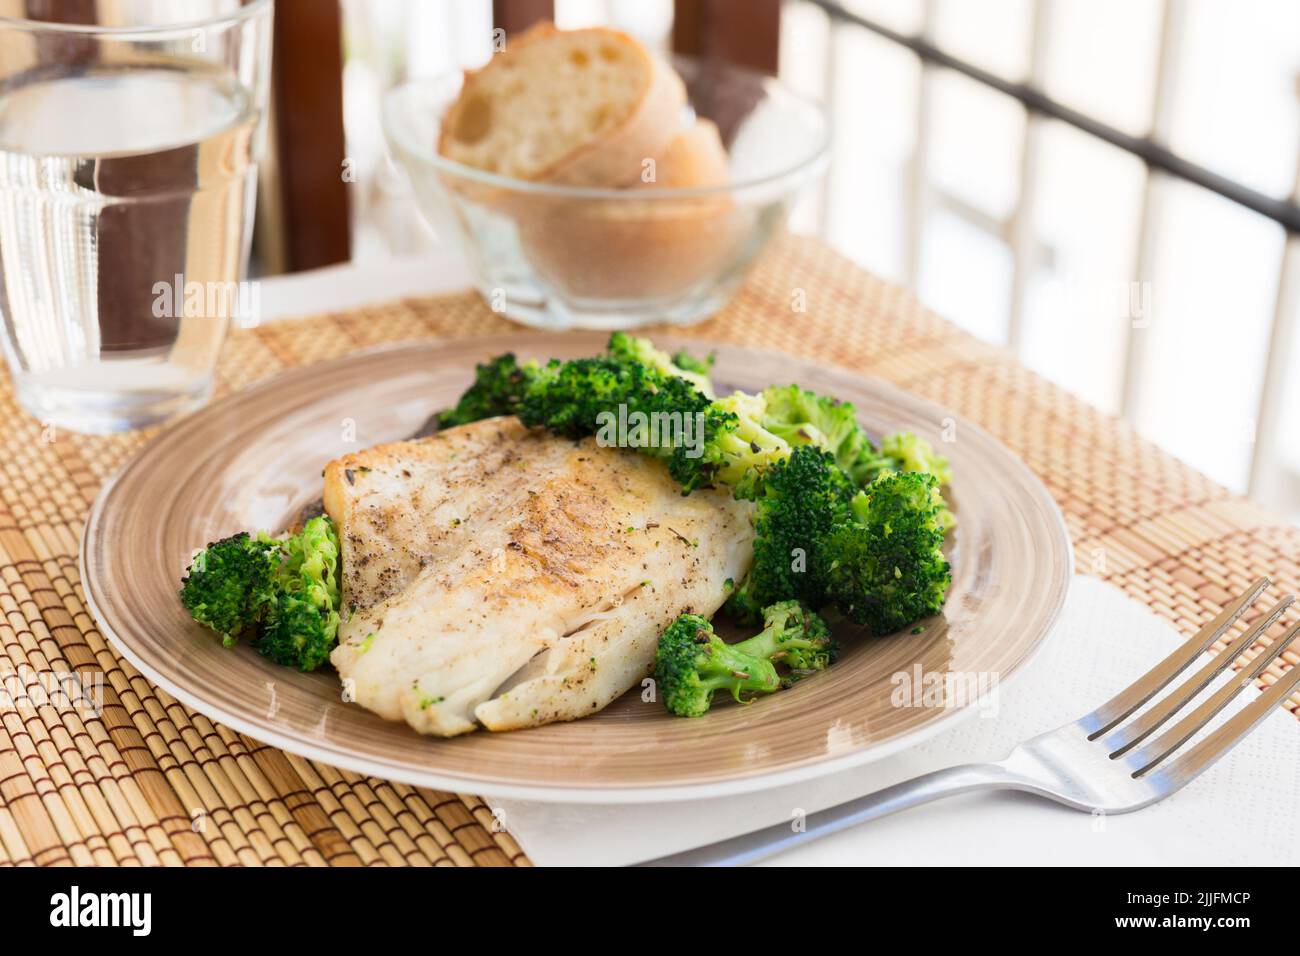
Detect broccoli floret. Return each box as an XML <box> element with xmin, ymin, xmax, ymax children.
<box><xmin>671</xmin><ymin>348</ymin><xmax>715</xmax><ymax>378</ymax></box>
<box><xmin>729</xmin><ymin>455</ymin><xmax>953</xmax><ymax>635</ymax></box>
<box><xmin>254</xmin><ymin>515</ymin><xmax>341</xmax><ymax>672</ymax></box>
<box><xmin>879</xmin><ymin>432</ymin><xmax>952</xmax><ymax>484</ymax></box>
<box><xmin>854</xmin><ymin>431</ymin><xmax>952</xmax><ymax>485</ymax></box>
<box><xmin>655</xmin><ymin>602</ymin><xmax>834</xmax><ymax>717</ymax></box>
<box><xmin>436</xmin><ymin>353</ymin><xmax>543</xmax><ymax>429</ymax></box>
<box><xmin>500</xmin><ymin>346</ymin><xmax>785</xmax><ymax>497</ymax></box>
<box><xmin>518</xmin><ymin>356</ymin><xmax>710</xmax><ymax>455</ymax></box>
<box><xmin>179</xmin><ymin>532</ymin><xmax>279</xmax><ymax>646</ymax></box>
<box><xmin>852</xmin><ymin>431</ymin><xmax>955</xmax><ymax>531</ymax></box>
<box><xmin>758</xmin><ymin>388</ymin><xmax>955</xmax><ymax>505</ymax></box>
<box><xmin>739</xmin><ymin>600</ymin><xmax>837</xmax><ymax>680</ymax></box>
<box><xmin>257</xmin><ymin>593</ymin><xmax>336</xmax><ymax>671</ymax></box>
<box><xmin>728</xmin><ymin>445</ymin><xmax>856</xmax><ymax>623</ymax></box>
<box><xmin>669</xmin><ymin>391</ymin><xmax>791</xmax><ymax>493</ymax></box>
<box><xmin>759</xmin><ymin>384</ymin><xmax>878</xmax><ymax>482</ymax></box>
<box><xmin>721</xmin><ymin>575</ymin><xmax>765</xmax><ymax>625</ymax></box>
<box><xmin>822</xmin><ymin>472</ymin><xmax>951</xmax><ymax>635</ymax></box>
<box><xmin>606</xmin><ymin>332</ymin><xmax>714</xmax><ymax>398</ymax></box>
<box><xmin>655</xmin><ymin>614</ymin><xmax>780</xmax><ymax>717</ymax></box>
<box><xmin>180</xmin><ymin>516</ymin><xmax>342</xmax><ymax>672</ymax></box>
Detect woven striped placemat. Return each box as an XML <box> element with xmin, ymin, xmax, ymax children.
<box><xmin>1</xmin><ymin>234</ymin><xmax>1295</xmax><ymax>867</ymax></box>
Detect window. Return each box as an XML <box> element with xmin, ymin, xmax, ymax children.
<box><xmin>785</xmin><ymin>0</ymin><xmax>1300</xmax><ymax>521</ymax></box>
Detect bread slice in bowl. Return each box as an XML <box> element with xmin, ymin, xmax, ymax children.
<box><xmin>517</xmin><ymin>117</ymin><xmax>741</xmax><ymax>301</ymax></box>
<box><xmin>439</xmin><ymin>22</ymin><xmax>686</xmax><ymax>187</ymax></box>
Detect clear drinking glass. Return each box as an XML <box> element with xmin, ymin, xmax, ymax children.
<box><xmin>0</xmin><ymin>0</ymin><xmax>272</xmax><ymax>433</ymax></box>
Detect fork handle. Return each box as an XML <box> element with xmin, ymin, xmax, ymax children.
<box><xmin>637</xmin><ymin>762</ymin><xmax>1021</xmax><ymax>867</ymax></box>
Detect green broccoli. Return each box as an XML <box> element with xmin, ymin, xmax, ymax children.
<box><xmin>655</xmin><ymin>601</ymin><xmax>835</xmax><ymax>717</ymax></box>
<box><xmin>740</xmin><ymin>600</ymin><xmax>837</xmax><ymax>677</ymax></box>
<box><xmin>457</xmin><ymin>345</ymin><xmax>779</xmax><ymax>497</ymax></box>
<box><xmin>852</xmin><ymin>431</ymin><xmax>954</xmax><ymax>531</ymax></box>
<box><xmin>179</xmin><ymin>515</ymin><xmax>343</xmax><ymax>672</ymax></box>
<box><xmin>671</xmin><ymin>348</ymin><xmax>715</xmax><ymax>378</ymax></box>
<box><xmin>654</xmin><ymin>614</ymin><xmax>779</xmax><ymax>717</ymax></box>
<box><xmin>821</xmin><ymin>471</ymin><xmax>951</xmax><ymax>635</ymax></box>
<box><xmin>723</xmin><ymin>445</ymin><xmax>855</xmax><ymax>624</ymax></box>
<box><xmin>518</xmin><ymin>356</ymin><xmax>710</xmax><ymax>455</ymax></box>
<box><xmin>254</xmin><ymin>515</ymin><xmax>342</xmax><ymax>672</ymax></box>
<box><xmin>517</xmin><ymin>364</ymin><xmax>791</xmax><ymax>496</ymax></box>
<box><xmin>759</xmin><ymin>384</ymin><xmax>878</xmax><ymax>484</ymax></box>
<box><xmin>721</xmin><ymin>576</ymin><xmax>765</xmax><ymax>627</ymax></box>
<box><xmin>435</xmin><ymin>353</ymin><xmax>543</xmax><ymax>429</ymax></box>
<box><xmin>669</xmin><ymin>391</ymin><xmax>791</xmax><ymax>494</ymax></box>
<box><xmin>758</xmin><ymin>387</ymin><xmax>955</xmax><ymax>504</ymax></box>
<box><xmin>179</xmin><ymin>532</ymin><xmax>279</xmax><ymax>645</ymax></box>
<box><xmin>503</xmin><ymin>345</ymin><xmax>951</xmax><ymax>635</ymax></box>
<box><xmin>879</xmin><ymin>432</ymin><xmax>952</xmax><ymax>484</ymax></box>
<box><xmin>606</xmin><ymin>331</ymin><xmax>714</xmax><ymax>398</ymax></box>
<box><xmin>851</xmin><ymin>430</ymin><xmax>951</xmax><ymax>485</ymax></box>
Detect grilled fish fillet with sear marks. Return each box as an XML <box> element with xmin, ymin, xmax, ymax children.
<box><xmin>323</xmin><ymin>417</ymin><xmax>754</xmax><ymax>736</ymax></box>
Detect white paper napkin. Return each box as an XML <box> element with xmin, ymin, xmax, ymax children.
<box><xmin>489</xmin><ymin>575</ymin><xmax>1300</xmax><ymax>866</ymax></box>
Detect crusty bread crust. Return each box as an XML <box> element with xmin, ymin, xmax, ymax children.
<box><xmin>540</xmin><ymin>44</ymin><xmax>686</xmax><ymax>186</ymax></box>
<box><xmin>636</xmin><ymin>116</ymin><xmax>730</xmax><ymax>189</ymax></box>
<box><xmin>437</xmin><ymin>24</ymin><xmax>686</xmax><ymax>187</ymax></box>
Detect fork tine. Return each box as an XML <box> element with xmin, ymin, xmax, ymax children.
<box><xmin>1143</xmin><ymin>629</ymin><xmax>1300</xmax><ymax>789</ymax></box>
<box><xmin>1081</xmin><ymin>576</ymin><xmax>1269</xmax><ymax>738</ymax></box>
<box><xmin>1127</xmin><ymin>618</ymin><xmax>1300</xmax><ymax>777</ymax></box>
<box><xmin>1104</xmin><ymin>595</ymin><xmax>1293</xmax><ymax>757</ymax></box>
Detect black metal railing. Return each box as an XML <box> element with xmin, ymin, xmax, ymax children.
<box><xmin>807</xmin><ymin>0</ymin><xmax>1300</xmax><ymax>233</ymax></box>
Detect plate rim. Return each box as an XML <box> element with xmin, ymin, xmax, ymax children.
<box><xmin>81</xmin><ymin>335</ymin><xmax>1075</xmax><ymax>804</ymax></box>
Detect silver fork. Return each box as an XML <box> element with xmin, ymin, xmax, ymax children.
<box><xmin>642</xmin><ymin>577</ymin><xmax>1300</xmax><ymax>866</ymax></box>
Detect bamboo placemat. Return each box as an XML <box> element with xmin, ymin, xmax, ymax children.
<box><xmin>0</xmin><ymin>234</ymin><xmax>1295</xmax><ymax>867</ymax></box>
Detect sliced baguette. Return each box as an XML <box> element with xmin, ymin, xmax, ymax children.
<box><xmin>635</xmin><ymin>115</ymin><xmax>730</xmax><ymax>189</ymax></box>
<box><xmin>439</xmin><ymin>23</ymin><xmax>686</xmax><ymax>187</ymax></box>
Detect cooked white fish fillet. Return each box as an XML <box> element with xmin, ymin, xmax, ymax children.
<box><xmin>324</xmin><ymin>417</ymin><xmax>753</xmax><ymax>736</ymax></box>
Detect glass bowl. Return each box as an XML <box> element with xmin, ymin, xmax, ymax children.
<box><xmin>383</xmin><ymin>56</ymin><xmax>829</xmax><ymax>330</ymax></box>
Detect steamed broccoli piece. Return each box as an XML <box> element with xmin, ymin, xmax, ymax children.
<box><xmin>518</xmin><ymin>365</ymin><xmax>790</xmax><ymax>496</ymax></box>
<box><xmin>607</xmin><ymin>331</ymin><xmax>714</xmax><ymax>398</ymax></box>
<box><xmin>655</xmin><ymin>614</ymin><xmax>780</xmax><ymax>717</ymax></box>
<box><xmin>740</xmin><ymin>600</ymin><xmax>838</xmax><ymax>677</ymax></box>
<box><xmin>669</xmin><ymin>391</ymin><xmax>791</xmax><ymax>494</ymax></box>
<box><xmin>882</xmin><ymin>432</ymin><xmax>952</xmax><ymax>483</ymax></box>
<box><xmin>853</xmin><ymin>431</ymin><xmax>951</xmax><ymax>484</ymax></box>
<box><xmin>655</xmin><ymin>602</ymin><xmax>835</xmax><ymax>717</ymax></box>
<box><xmin>758</xmin><ymin>387</ymin><xmax>955</xmax><ymax>502</ymax></box>
<box><xmin>853</xmin><ymin>431</ymin><xmax>954</xmax><ymax>531</ymax></box>
<box><xmin>179</xmin><ymin>516</ymin><xmax>342</xmax><ymax>672</ymax></box>
<box><xmin>436</xmin><ymin>353</ymin><xmax>543</xmax><ymax>429</ymax></box>
<box><xmin>721</xmin><ymin>576</ymin><xmax>765</xmax><ymax>626</ymax></box>
<box><xmin>725</xmin><ymin>445</ymin><xmax>855</xmax><ymax>624</ymax></box>
<box><xmin>671</xmin><ymin>348</ymin><xmax>715</xmax><ymax>378</ymax></box>
<box><xmin>518</xmin><ymin>356</ymin><xmax>710</xmax><ymax>454</ymax></box>
<box><xmin>727</xmin><ymin>461</ymin><xmax>953</xmax><ymax>634</ymax></box>
<box><xmin>759</xmin><ymin>385</ymin><xmax>878</xmax><ymax>483</ymax></box>
<box><xmin>488</xmin><ymin>342</ymin><xmax>782</xmax><ymax>496</ymax></box>
<box><xmin>822</xmin><ymin>472</ymin><xmax>951</xmax><ymax>635</ymax></box>
<box><xmin>179</xmin><ymin>532</ymin><xmax>278</xmax><ymax>646</ymax></box>
<box><xmin>254</xmin><ymin>515</ymin><xmax>341</xmax><ymax>672</ymax></box>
